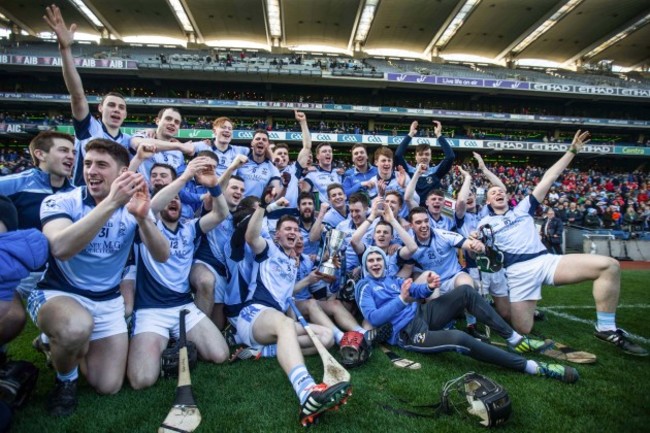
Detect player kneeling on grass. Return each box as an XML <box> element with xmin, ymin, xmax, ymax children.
<box><xmin>238</xmin><ymin>194</ymin><xmax>351</xmax><ymax>426</ymax></box>
<box><xmin>28</xmin><ymin>139</ymin><xmax>170</xmax><ymax>417</ymax></box>
<box><xmin>356</xmin><ymin>247</ymin><xmax>579</xmax><ymax>383</ymax></box>
<box><xmin>127</xmin><ymin>156</ymin><xmax>231</xmax><ymax>390</ymax></box>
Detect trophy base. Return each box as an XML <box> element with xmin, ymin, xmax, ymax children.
<box><xmin>318</xmin><ymin>264</ymin><xmax>337</xmax><ymax>277</ymax></box>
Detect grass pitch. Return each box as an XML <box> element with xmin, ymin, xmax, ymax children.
<box><xmin>6</xmin><ymin>270</ymin><xmax>650</xmax><ymax>433</ymax></box>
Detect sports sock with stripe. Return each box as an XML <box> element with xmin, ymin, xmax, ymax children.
<box><xmin>261</xmin><ymin>344</ymin><xmax>277</xmax><ymax>358</ymax></box>
<box><xmin>332</xmin><ymin>327</ymin><xmax>344</xmax><ymax>345</ymax></box>
<box><xmin>596</xmin><ymin>312</ymin><xmax>616</xmax><ymax>332</ymax></box>
<box><xmin>289</xmin><ymin>365</ymin><xmax>316</xmax><ymax>404</ymax></box>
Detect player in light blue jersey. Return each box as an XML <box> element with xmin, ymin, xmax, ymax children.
<box><xmin>303</xmin><ymin>142</ymin><xmax>342</xmax><ymax>206</ymax></box>
<box><xmin>192</xmin><ymin>117</ymin><xmax>249</xmax><ymax>177</ymax></box>
<box><xmin>27</xmin><ymin>138</ymin><xmax>170</xmax><ymax>416</ymax></box>
<box><xmin>129</xmin><ymin>108</ymin><xmax>193</xmax><ymax>182</ymax></box>
<box><xmin>271</xmin><ymin>110</ymin><xmax>313</xmax><ymax>208</ymax></box>
<box><xmin>0</xmin><ymin>131</ymin><xmax>77</xmax><ymax>364</ymax></box>
<box><xmin>45</xmin><ymin>5</ymin><xmax>132</xmax><ymax>186</ymax></box>
<box><xmin>409</xmin><ymin>207</ymin><xmax>484</xmax><ymax>295</ymax></box>
<box><xmin>479</xmin><ymin>130</ymin><xmax>647</xmax><ymax>356</ymax></box>
<box><xmin>321</xmin><ymin>184</ymin><xmax>349</xmax><ymax>229</ymax></box>
<box><xmin>238</xmin><ymin>195</ymin><xmax>351</xmax><ymax>426</ymax></box>
<box><xmin>342</xmin><ymin>144</ymin><xmax>378</xmax><ymax>198</ymax></box>
<box><xmin>237</xmin><ymin>129</ymin><xmax>282</xmax><ymax>199</ymax></box>
<box><xmin>127</xmin><ymin>158</ymin><xmax>230</xmax><ymax>390</ymax></box>
<box><xmin>373</xmin><ymin>147</ymin><xmax>415</xmax><ymax>216</ymax></box>
<box><xmin>291</xmin><ymin>192</ymin><xmax>320</xmax><ymax>259</ymax></box>
<box><xmin>350</xmin><ymin>199</ymin><xmax>417</xmax><ymax>279</ymax></box>
<box><xmin>456</xmin><ymin>158</ymin><xmax>510</xmax><ymax>321</ymax></box>
<box><xmin>330</xmin><ymin>193</ymin><xmax>373</xmax><ymax>301</ymax></box>
<box><xmin>190</xmin><ymin>160</ymin><xmax>247</xmax><ymax>328</ymax></box>
<box><xmin>363</xmin><ymin>190</ymin><xmax>411</xmax><ymax>247</ymax></box>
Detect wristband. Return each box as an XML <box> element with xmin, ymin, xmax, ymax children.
<box><xmin>266</xmin><ymin>201</ymin><xmax>281</xmax><ymax>213</ymax></box>
<box><xmin>568</xmin><ymin>148</ymin><xmax>577</xmax><ymax>154</ymax></box>
<box><xmin>208</xmin><ymin>185</ymin><xmax>222</xmax><ymax>197</ymax></box>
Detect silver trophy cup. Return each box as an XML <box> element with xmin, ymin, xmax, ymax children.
<box><xmin>318</xmin><ymin>229</ymin><xmax>346</xmax><ymax>277</ymax></box>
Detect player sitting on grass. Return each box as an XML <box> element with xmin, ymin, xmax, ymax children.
<box><xmin>478</xmin><ymin>130</ymin><xmax>647</xmax><ymax>357</ymax></box>
<box><xmin>237</xmin><ymin>192</ymin><xmax>351</xmax><ymax>426</ymax></box>
<box><xmin>356</xmin><ymin>247</ymin><xmax>579</xmax><ymax>383</ymax></box>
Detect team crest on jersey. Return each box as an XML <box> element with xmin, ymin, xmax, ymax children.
<box><xmin>118</xmin><ymin>222</ymin><xmax>127</xmax><ymax>237</ymax></box>
<box><xmin>44</xmin><ymin>198</ymin><xmax>58</xmax><ymax>208</ymax></box>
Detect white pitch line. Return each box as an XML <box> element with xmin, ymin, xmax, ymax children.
<box><xmin>542</xmin><ymin>304</ymin><xmax>650</xmax><ymax>310</ymax></box>
<box><xmin>539</xmin><ymin>307</ymin><xmax>650</xmax><ymax>344</ymax></box>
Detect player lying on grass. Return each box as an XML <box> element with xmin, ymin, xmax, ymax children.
<box><xmin>355</xmin><ymin>246</ymin><xmax>579</xmax><ymax>383</ymax></box>
<box><xmin>478</xmin><ymin>130</ymin><xmax>647</xmax><ymax>357</ymax></box>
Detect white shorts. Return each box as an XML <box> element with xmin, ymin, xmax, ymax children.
<box><xmin>27</xmin><ymin>290</ymin><xmax>127</xmax><ymax>341</ymax></box>
<box><xmin>468</xmin><ymin>268</ymin><xmax>509</xmax><ymax>298</ymax></box>
<box><xmin>235</xmin><ymin>303</ymin><xmax>272</xmax><ymax>349</ymax></box>
<box><xmin>440</xmin><ymin>272</ymin><xmax>469</xmax><ymax>295</ymax></box>
<box><xmin>121</xmin><ymin>265</ymin><xmax>136</xmax><ymax>282</ymax></box>
<box><xmin>132</xmin><ymin>303</ymin><xmax>204</xmax><ymax>339</ymax></box>
<box><xmin>506</xmin><ymin>254</ymin><xmax>562</xmax><ymax>302</ymax></box>
<box><xmin>193</xmin><ymin>259</ymin><xmax>226</xmax><ymax>303</ymax></box>
<box><xmin>15</xmin><ymin>272</ymin><xmax>44</xmax><ymax>300</ymax></box>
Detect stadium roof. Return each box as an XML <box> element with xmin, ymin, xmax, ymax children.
<box><xmin>0</xmin><ymin>0</ymin><xmax>648</xmax><ymax>69</ymax></box>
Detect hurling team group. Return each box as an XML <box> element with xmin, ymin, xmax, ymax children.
<box><xmin>0</xmin><ymin>5</ymin><xmax>646</xmax><ymax>426</ymax></box>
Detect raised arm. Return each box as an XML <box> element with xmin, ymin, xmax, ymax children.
<box><xmin>218</xmin><ymin>154</ymin><xmax>248</xmax><ymax>188</ymax></box>
<box><xmin>195</xmin><ymin>167</ymin><xmax>229</xmax><ymax>233</ymax></box>
<box><xmin>384</xmin><ymin>206</ymin><xmax>417</xmax><ymax>258</ymax></box>
<box><xmin>44</xmin><ymin>171</ymin><xmax>145</xmax><ymax>261</ymax></box>
<box><xmin>351</xmin><ymin>199</ymin><xmax>381</xmax><ymax>254</ymax></box>
<box><xmin>127</xmin><ymin>185</ymin><xmax>170</xmax><ymax>262</ymax></box>
<box><xmin>245</xmin><ymin>205</ymin><xmax>267</xmax><ymax>255</ymax></box>
<box><xmin>532</xmin><ymin>130</ymin><xmax>590</xmax><ymax>203</ymax></box>
<box><xmin>431</xmin><ymin>121</ymin><xmax>455</xmax><ymax>177</ymax></box>
<box><xmin>455</xmin><ymin>165</ymin><xmax>472</xmax><ymax>219</ymax></box>
<box><xmin>309</xmin><ymin>202</ymin><xmax>329</xmax><ymax>243</ymax></box>
<box><xmin>473</xmin><ymin>152</ymin><xmax>505</xmax><ymax>190</ymax></box>
<box><xmin>295</xmin><ymin>111</ymin><xmax>312</xmax><ymax>168</ymax></box>
<box><xmin>130</xmin><ymin>136</ymin><xmax>195</xmax><ymax>156</ymax></box>
<box><xmin>394</xmin><ymin>121</ymin><xmax>418</xmax><ymax>176</ymax></box>
<box><xmin>128</xmin><ymin>143</ymin><xmax>156</xmax><ymax>172</ymax></box>
<box><xmin>404</xmin><ymin>163</ymin><xmax>426</xmax><ymax>210</ymax></box>
<box><xmin>44</xmin><ymin>5</ymin><xmax>88</xmax><ymax>121</ymax></box>
<box><xmin>150</xmin><ymin>156</ymin><xmax>213</xmax><ymax>213</ymax></box>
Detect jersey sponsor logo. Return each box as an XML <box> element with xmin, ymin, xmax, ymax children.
<box><xmin>85</xmin><ymin>239</ymin><xmax>123</xmax><ymax>254</ymax></box>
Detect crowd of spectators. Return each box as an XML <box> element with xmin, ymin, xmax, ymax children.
<box><xmin>442</xmin><ymin>163</ymin><xmax>650</xmax><ymax>233</ymax></box>
<box><xmin>0</xmin><ymin>147</ymin><xmax>32</xmax><ymax>175</ymax></box>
